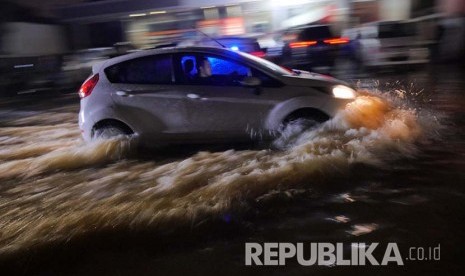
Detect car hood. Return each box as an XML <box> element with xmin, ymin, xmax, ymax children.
<box><xmin>280</xmin><ymin>70</ymin><xmax>349</xmax><ymax>88</ymax></box>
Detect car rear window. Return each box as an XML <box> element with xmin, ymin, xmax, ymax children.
<box><xmin>105</xmin><ymin>55</ymin><xmax>172</xmax><ymax>84</ymax></box>
<box><xmin>298</xmin><ymin>26</ymin><xmax>333</xmax><ymax>40</ymax></box>
<box><xmin>379</xmin><ymin>22</ymin><xmax>416</xmax><ymax>38</ymax></box>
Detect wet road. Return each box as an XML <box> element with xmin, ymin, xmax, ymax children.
<box><xmin>0</xmin><ymin>65</ymin><xmax>464</xmax><ymax>275</ymax></box>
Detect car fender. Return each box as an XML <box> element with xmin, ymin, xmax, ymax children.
<box><xmin>85</xmin><ymin>106</ymin><xmax>136</xmax><ymax>136</ymax></box>
<box><xmin>265</xmin><ymin>95</ymin><xmax>330</xmax><ymax>130</ymax></box>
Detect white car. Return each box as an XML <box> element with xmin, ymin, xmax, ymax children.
<box><xmin>78</xmin><ymin>46</ymin><xmax>356</xmax><ymax>147</ymax></box>
<box><xmin>343</xmin><ymin>21</ymin><xmax>430</xmax><ymax>68</ymax></box>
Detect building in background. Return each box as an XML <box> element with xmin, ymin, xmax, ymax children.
<box><xmin>3</xmin><ymin>0</ymin><xmax>445</xmax><ymax>50</ymax></box>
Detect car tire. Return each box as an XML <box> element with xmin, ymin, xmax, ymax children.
<box><xmin>279</xmin><ymin>116</ymin><xmax>324</xmax><ymax>136</ymax></box>
<box><xmin>282</xmin><ymin>111</ymin><xmax>329</xmax><ymax>131</ymax></box>
<box><xmin>274</xmin><ymin>111</ymin><xmax>329</xmax><ymax>149</ymax></box>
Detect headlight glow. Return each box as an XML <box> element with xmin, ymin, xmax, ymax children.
<box><xmin>332</xmin><ymin>85</ymin><xmax>356</xmax><ymax>99</ymax></box>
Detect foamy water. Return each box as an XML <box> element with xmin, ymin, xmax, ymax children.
<box><xmin>0</xmin><ymin>91</ymin><xmax>439</xmax><ymax>255</ymax></box>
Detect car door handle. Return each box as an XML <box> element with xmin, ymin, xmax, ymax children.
<box><xmin>187</xmin><ymin>93</ymin><xmax>209</xmax><ymax>101</ymax></box>
<box><xmin>116</xmin><ymin>91</ymin><xmax>131</xmax><ymax>97</ymax></box>
<box><xmin>186</xmin><ymin>93</ymin><xmax>200</xmax><ymax>99</ymax></box>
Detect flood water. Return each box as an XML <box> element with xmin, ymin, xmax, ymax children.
<box><xmin>0</xmin><ymin>66</ymin><xmax>464</xmax><ymax>275</ymax></box>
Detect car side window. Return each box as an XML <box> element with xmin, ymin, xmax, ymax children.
<box><xmin>177</xmin><ymin>54</ymin><xmax>251</xmax><ymax>86</ymax></box>
<box><xmin>175</xmin><ymin>53</ymin><xmax>282</xmax><ymax>88</ymax></box>
<box><xmin>180</xmin><ymin>55</ymin><xmax>198</xmax><ymax>83</ymax></box>
<box><xmin>105</xmin><ymin>55</ymin><xmax>172</xmax><ymax>84</ymax></box>
<box><xmin>207</xmin><ymin>56</ymin><xmax>250</xmax><ymax>77</ymax></box>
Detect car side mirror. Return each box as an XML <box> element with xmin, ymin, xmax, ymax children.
<box><xmin>239</xmin><ymin>76</ymin><xmax>261</xmax><ymax>87</ymax></box>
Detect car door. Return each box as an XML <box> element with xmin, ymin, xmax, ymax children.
<box><xmin>106</xmin><ymin>54</ymin><xmax>191</xmax><ymax>142</ymax></box>
<box><xmin>174</xmin><ymin>53</ymin><xmax>283</xmax><ymax>142</ymax></box>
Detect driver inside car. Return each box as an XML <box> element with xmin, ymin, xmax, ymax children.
<box><xmin>198</xmin><ymin>58</ymin><xmax>212</xmax><ymax>78</ymax></box>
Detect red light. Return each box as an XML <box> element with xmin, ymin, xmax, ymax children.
<box><xmin>79</xmin><ymin>74</ymin><xmax>99</xmax><ymax>99</ymax></box>
<box><xmin>289</xmin><ymin>41</ymin><xmax>317</xmax><ymax>48</ymax></box>
<box><xmin>323</xmin><ymin>37</ymin><xmax>349</xmax><ymax>45</ymax></box>
<box><xmin>250</xmin><ymin>51</ymin><xmax>266</xmax><ymax>58</ymax></box>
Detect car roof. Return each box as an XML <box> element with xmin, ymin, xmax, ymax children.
<box><xmin>107</xmin><ymin>46</ymin><xmax>233</xmax><ymax>61</ymax></box>
<box><xmin>291</xmin><ymin>24</ymin><xmax>331</xmax><ymax>30</ymax></box>
<box><xmin>77</xmin><ymin>47</ymin><xmax>115</xmax><ymax>54</ymax></box>
<box><xmin>214</xmin><ymin>36</ymin><xmax>257</xmax><ymax>41</ymax></box>
<box><xmin>94</xmin><ymin>46</ymin><xmax>257</xmax><ymax>73</ymax></box>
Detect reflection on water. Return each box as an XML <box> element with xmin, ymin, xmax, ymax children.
<box><xmin>0</xmin><ymin>90</ymin><xmax>439</xmax><ymax>256</ymax></box>
<box><xmin>348</xmin><ymin>223</ymin><xmax>379</xmax><ymax>236</ymax></box>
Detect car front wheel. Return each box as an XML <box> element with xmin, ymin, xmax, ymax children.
<box><xmin>274</xmin><ymin>111</ymin><xmax>329</xmax><ymax>149</ymax></box>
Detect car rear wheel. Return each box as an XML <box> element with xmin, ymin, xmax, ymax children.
<box><xmin>92</xmin><ymin>123</ymin><xmax>131</xmax><ymax>140</ymax></box>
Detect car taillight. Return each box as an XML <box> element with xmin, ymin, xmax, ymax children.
<box><xmin>289</xmin><ymin>41</ymin><xmax>317</xmax><ymax>48</ymax></box>
<box><xmin>323</xmin><ymin>37</ymin><xmax>349</xmax><ymax>45</ymax></box>
<box><xmin>250</xmin><ymin>51</ymin><xmax>266</xmax><ymax>58</ymax></box>
<box><xmin>79</xmin><ymin>73</ymin><xmax>99</xmax><ymax>99</ymax></box>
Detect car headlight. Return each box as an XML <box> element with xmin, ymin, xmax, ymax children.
<box><xmin>332</xmin><ymin>85</ymin><xmax>356</xmax><ymax>99</ymax></box>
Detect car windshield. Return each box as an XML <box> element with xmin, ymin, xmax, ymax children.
<box><xmin>237</xmin><ymin>51</ymin><xmax>294</xmax><ymax>76</ymax></box>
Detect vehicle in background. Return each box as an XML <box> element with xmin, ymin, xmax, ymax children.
<box><xmin>257</xmin><ymin>33</ymin><xmax>285</xmax><ymax>64</ymax></box>
<box><xmin>0</xmin><ymin>55</ymin><xmax>62</xmax><ymax>96</ymax></box>
<box><xmin>59</xmin><ymin>47</ymin><xmax>116</xmax><ymax>90</ymax></box>
<box><xmin>59</xmin><ymin>42</ymin><xmax>138</xmax><ymax>91</ymax></box>
<box><xmin>343</xmin><ymin>20</ymin><xmax>430</xmax><ymax>70</ymax></box>
<box><xmin>113</xmin><ymin>42</ymin><xmax>137</xmax><ymax>57</ymax></box>
<box><xmin>281</xmin><ymin>24</ymin><xmax>350</xmax><ymax>72</ymax></box>
<box><xmin>0</xmin><ymin>22</ymin><xmax>67</xmax><ymax>96</ymax></box>
<box><xmin>78</xmin><ymin>46</ymin><xmax>356</xmax><ymax>147</ymax></box>
<box><xmin>179</xmin><ymin>36</ymin><xmax>266</xmax><ymax>58</ymax></box>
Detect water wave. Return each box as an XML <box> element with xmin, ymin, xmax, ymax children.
<box><xmin>0</xmin><ymin>91</ymin><xmax>439</xmax><ymax>254</ymax></box>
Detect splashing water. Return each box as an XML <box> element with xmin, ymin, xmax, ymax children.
<box><xmin>0</xmin><ymin>91</ymin><xmax>439</xmax><ymax>255</ymax></box>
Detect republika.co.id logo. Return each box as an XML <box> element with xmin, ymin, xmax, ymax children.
<box><xmin>245</xmin><ymin>242</ymin><xmax>440</xmax><ymax>266</ymax></box>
